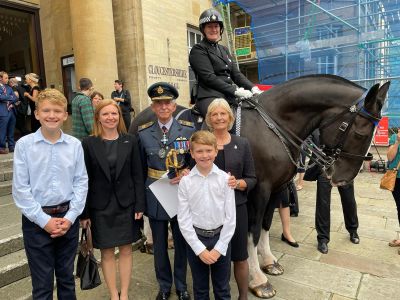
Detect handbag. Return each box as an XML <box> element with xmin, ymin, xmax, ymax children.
<box><xmin>76</xmin><ymin>226</ymin><xmax>101</xmax><ymax>290</ymax></box>
<box><xmin>380</xmin><ymin>160</ymin><xmax>400</xmax><ymax>191</ymax></box>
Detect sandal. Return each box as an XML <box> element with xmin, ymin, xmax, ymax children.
<box><xmin>389</xmin><ymin>239</ymin><xmax>400</xmax><ymax>247</ymax></box>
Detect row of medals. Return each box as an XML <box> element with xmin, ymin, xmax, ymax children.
<box><xmin>158</xmin><ymin>133</ymin><xmax>188</xmax><ymax>159</ymax></box>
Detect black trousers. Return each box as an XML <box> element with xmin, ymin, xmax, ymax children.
<box><xmin>149</xmin><ymin>217</ymin><xmax>187</xmax><ymax>293</ymax></box>
<box><xmin>22</xmin><ymin>214</ymin><xmax>79</xmax><ymax>300</ymax></box>
<box><xmin>187</xmin><ymin>233</ymin><xmax>231</xmax><ymax>300</ymax></box>
<box><xmin>122</xmin><ymin>113</ymin><xmax>131</xmax><ymax>132</ymax></box>
<box><xmin>391</xmin><ymin>178</ymin><xmax>400</xmax><ymax>226</ymax></box>
<box><xmin>315</xmin><ymin>174</ymin><xmax>358</xmax><ymax>243</ymax></box>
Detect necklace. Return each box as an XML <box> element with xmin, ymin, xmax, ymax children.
<box><xmin>103</xmin><ymin>134</ymin><xmax>119</xmax><ymax>141</ymax></box>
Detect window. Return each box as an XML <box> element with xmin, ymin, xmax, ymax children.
<box><xmin>187</xmin><ymin>26</ymin><xmax>202</xmax><ymax>96</ymax></box>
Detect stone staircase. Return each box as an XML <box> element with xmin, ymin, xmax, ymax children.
<box><xmin>0</xmin><ymin>153</ymin><xmax>32</xmax><ymax>299</ymax></box>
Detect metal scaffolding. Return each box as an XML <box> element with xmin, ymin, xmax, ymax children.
<box><xmin>215</xmin><ymin>0</ymin><xmax>400</xmax><ymax>127</ymax></box>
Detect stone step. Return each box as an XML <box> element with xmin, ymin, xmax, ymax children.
<box><xmin>0</xmin><ymin>168</ymin><xmax>13</xmax><ymax>182</ymax></box>
<box><xmin>0</xmin><ymin>181</ymin><xmax>12</xmax><ymax>197</ymax></box>
<box><xmin>0</xmin><ymin>157</ymin><xmax>13</xmax><ymax>170</ymax></box>
<box><xmin>0</xmin><ymin>249</ymin><xmax>30</xmax><ymax>289</ymax></box>
<box><xmin>0</xmin><ymin>234</ymin><xmax>23</xmax><ymax>258</ymax></box>
<box><xmin>0</xmin><ymin>277</ymin><xmax>32</xmax><ymax>300</ymax></box>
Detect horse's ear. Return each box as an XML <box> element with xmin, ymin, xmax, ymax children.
<box><xmin>376</xmin><ymin>81</ymin><xmax>390</xmax><ymax>108</ymax></box>
<box><xmin>364</xmin><ymin>83</ymin><xmax>381</xmax><ymax>111</ymax></box>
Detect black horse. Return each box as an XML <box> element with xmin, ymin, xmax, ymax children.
<box><xmin>130</xmin><ymin>75</ymin><xmax>390</xmax><ymax>298</ymax></box>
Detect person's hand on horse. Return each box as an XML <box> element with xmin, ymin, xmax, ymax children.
<box><xmin>234</xmin><ymin>87</ymin><xmax>253</xmax><ymax>99</ymax></box>
<box><xmin>251</xmin><ymin>86</ymin><xmax>262</xmax><ymax>95</ymax></box>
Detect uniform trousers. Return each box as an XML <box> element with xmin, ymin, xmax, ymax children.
<box><xmin>186</xmin><ymin>233</ymin><xmax>231</xmax><ymax>300</ymax></box>
<box><xmin>22</xmin><ymin>212</ymin><xmax>79</xmax><ymax>300</ymax></box>
<box><xmin>315</xmin><ymin>174</ymin><xmax>359</xmax><ymax>243</ymax></box>
<box><xmin>149</xmin><ymin>217</ymin><xmax>187</xmax><ymax>293</ymax></box>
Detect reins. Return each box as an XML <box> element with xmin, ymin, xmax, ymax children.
<box><xmin>241</xmin><ymin>90</ymin><xmax>381</xmax><ymax>170</ymax></box>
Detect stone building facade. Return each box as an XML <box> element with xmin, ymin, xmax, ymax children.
<box><xmin>0</xmin><ymin>0</ymin><xmax>213</xmax><ymax>112</ymax></box>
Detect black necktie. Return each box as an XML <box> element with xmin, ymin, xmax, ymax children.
<box><xmin>162</xmin><ymin>126</ymin><xmax>168</xmax><ymax>133</ymax></box>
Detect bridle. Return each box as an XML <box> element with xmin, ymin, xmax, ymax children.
<box><xmin>243</xmin><ymin>90</ymin><xmax>381</xmax><ymax>171</ymax></box>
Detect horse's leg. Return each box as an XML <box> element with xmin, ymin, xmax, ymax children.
<box><xmin>248</xmin><ymin>233</ymin><xmax>276</xmax><ymax>299</ymax></box>
<box><xmin>258</xmin><ymin>195</ymin><xmax>284</xmax><ymax>275</ymax></box>
<box><xmin>247</xmin><ymin>185</ymin><xmax>276</xmax><ymax>299</ymax></box>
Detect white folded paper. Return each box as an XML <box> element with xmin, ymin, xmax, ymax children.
<box><xmin>149</xmin><ymin>173</ymin><xmax>179</xmax><ymax>218</ymax></box>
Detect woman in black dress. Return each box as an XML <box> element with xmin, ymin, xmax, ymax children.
<box><xmin>206</xmin><ymin>98</ymin><xmax>256</xmax><ymax>300</ymax></box>
<box><xmin>23</xmin><ymin>73</ymin><xmax>41</xmax><ymax>132</ymax></box>
<box><xmin>81</xmin><ymin>99</ymin><xmax>145</xmax><ymax>300</ymax></box>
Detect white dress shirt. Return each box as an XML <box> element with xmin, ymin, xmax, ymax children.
<box><xmin>178</xmin><ymin>164</ymin><xmax>236</xmax><ymax>256</ymax></box>
<box><xmin>12</xmin><ymin>129</ymin><xmax>88</xmax><ymax>228</ymax></box>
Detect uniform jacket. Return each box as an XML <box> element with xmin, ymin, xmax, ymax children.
<box><xmin>189</xmin><ymin>38</ymin><xmax>254</xmax><ymax>102</ymax></box>
<box><xmin>0</xmin><ymin>84</ymin><xmax>17</xmax><ymax>117</ymax></box>
<box><xmin>223</xmin><ymin>135</ymin><xmax>257</xmax><ymax>206</ymax></box>
<box><xmin>137</xmin><ymin>119</ymin><xmax>195</xmax><ymax>220</ymax></box>
<box><xmin>81</xmin><ymin>133</ymin><xmax>145</xmax><ymax>218</ymax></box>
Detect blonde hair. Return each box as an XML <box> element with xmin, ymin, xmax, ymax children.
<box><xmin>190</xmin><ymin>130</ymin><xmax>217</xmax><ymax>150</ymax></box>
<box><xmin>205</xmin><ymin>98</ymin><xmax>235</xmax><ymax>131</ymax></box>
<box><xmin>92</xmin><ymin>99</ymin><xmax>127</xmax><ymax>137</ymax></box>
<box><xmin>36</xmin><ymin>89</ymin><xmax>67</xmax><ymax>111</ymax></box>
<box><xmin>25</xmin><ymin>73</ymin><xmax>39</xmax><ymax>83</ymax></box>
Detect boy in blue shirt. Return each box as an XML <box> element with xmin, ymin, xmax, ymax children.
<box><xmin>178</xmin><ymin>130</ymin><xmax>236</xmax><ymax>299</ymax></box>
<box><xmin>12</xmin><ymin>89</ymin><xmax>88</xmax><ymax>299</ymax></box>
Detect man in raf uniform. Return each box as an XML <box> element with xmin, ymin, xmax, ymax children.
<box><xmin>137</xmin><ymin>82</ymin><xmax>194</xmax><ymax>300</ymax></box>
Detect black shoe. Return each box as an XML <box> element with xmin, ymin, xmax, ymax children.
<box><xmin>156</xmin><ymin>291</ymin><xmax>170</xmax><ymax>300</ymax></box>
<box><xmin>350</xmin><ymin>232</ymin><xmax>360</xmax><ymax>244</ymax></box>
<box><xmin>317</xmin><ymin>241</ymin><xmax>328</xmax><ymax>254</ymax></box>
<box><xmin>177</xmin><ymin>290</ymin><xmax>191</xmax><ymax>300</ymax></box>
<box><xmin>281</xmin><ymin>233</ymin><xmax>299</xmax><ymax>248</ymax></box>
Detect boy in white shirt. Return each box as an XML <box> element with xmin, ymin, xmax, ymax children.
<box><xmin>178</xmin><ymin>130</ymin><xmax>236</xmax><ymax>300</ymax></box>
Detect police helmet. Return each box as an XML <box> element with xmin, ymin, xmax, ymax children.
<box><xmin>199</xmin><ymin>8</ymin><xmax>224</xmax><ymax>35</ymax></box>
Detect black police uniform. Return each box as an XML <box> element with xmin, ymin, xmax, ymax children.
<box><xmin>189</xmin><ymin>38</ymin><xmax>254</xmax><ymax>117</ymax></box>
<box><xmin>136</xmin><ymin>83</ymin><xmax>195</xmax><ymax>297</ymax></box>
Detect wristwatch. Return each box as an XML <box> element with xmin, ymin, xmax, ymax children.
<box><xmin>236</xmin><ymin>180</ymin><xmax>241</xmax><ymax>189</ymax></box>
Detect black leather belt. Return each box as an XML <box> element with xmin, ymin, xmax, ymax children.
<box><xmin>194</xmin><ymin>226</ymin><xmax>222</xmax><ymax>238</ymax></box>
<box><xmin>42</xmin><ymin>202</ymin><xmax>69</xmax><ymax>214</ymax></box>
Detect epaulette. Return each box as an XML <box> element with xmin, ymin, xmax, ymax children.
<box><xmin>178</xmin><ymin>120</ymin><xmax>194</xmax><ymax>127</ymax></box>
<box><xmin>138</xmin><ymin>121</ymin><xmax>154</xmax><ymax>131</ymax></box>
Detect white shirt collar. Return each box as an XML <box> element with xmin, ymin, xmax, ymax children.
<box><xmin>33</xmin><ymin>128</ymin><xmax>67</xmax><ymax>144</ymax></box>
<box><xmin>190</xmin><ymin>164</ymin><xmax>220</xmax><ymax>178</ymax></box>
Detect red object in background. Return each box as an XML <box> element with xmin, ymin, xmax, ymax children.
<box><xmin>256</xmin><ymin>84</ymin><xmax>273</xmax><ymax>91</ymax></box>
<box><xmin>374</xmin><ymin>116</ymin><xmax>389</xmax><ymax>146</ymax></box>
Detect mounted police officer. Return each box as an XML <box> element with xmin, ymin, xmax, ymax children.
<box><xmin>137</xmin><ymin>82</ymin><xmax>194</xmax><ymax>300</ymax></box>
<box><xmin>189</xmin><ymin>8</ymin><xmax>262</xmax><ymax>117</ymax></box>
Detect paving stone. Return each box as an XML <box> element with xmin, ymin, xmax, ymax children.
<box><xmin>338</xmin><ymin>222</ymin><xmax>395</xmax><ymax>242</ymax></box>
<box><xmin>0</xmin><ymin>194</ymin><xmax>13</xmax><ymax>206</ymax></box>
<box><xmin>277</xmin><ymin>255</ymin><xmax>361</xmax><ymax>298</ymax></box>
<box><xmin>320</xmin><ymin>250</ymin><xmax>400</xmax><ymax>280</ymax></box>
<box><xmin>268</xmin><ymin>276</ymin><xmax>331</xmax><ymax>300</ymax></box>
<box><xmin>358</xmin><ymin>274</ymin><xmax>400</xmax><ymax>300</ymax></box>
<box><xmin>331</xmin><ymin>294</ymin><xmax>354</xmax><ymax>300</ymax></box>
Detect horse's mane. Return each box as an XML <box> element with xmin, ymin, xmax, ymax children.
<box><xmin>283</xmin><ymin>74</ymin><xmax>364</xmax><ymax>90</ymax></box>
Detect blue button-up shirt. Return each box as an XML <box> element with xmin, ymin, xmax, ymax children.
<box><xmin>12</xmin><ymin>129</ymin><xmax>88</xmax><ymax>228</ymax></box>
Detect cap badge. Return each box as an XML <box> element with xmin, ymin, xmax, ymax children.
<box><xmin>211</xmin><ymin>15</ymin><xmax>217</xmax><ymax>21</ymax></box>
<box><xmin>157</xmin><ymin>86</ymin><xmax>164</xmax><ymax>94</ymax></box>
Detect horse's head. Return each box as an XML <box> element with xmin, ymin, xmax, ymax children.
<box><xmin>320</xmin><ymin>81</ymin><xmax>390</xmax><ymax>186</ymax></box>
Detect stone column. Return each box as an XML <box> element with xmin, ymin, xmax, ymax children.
<box><xmin>69</xmin><ymin>0</ymin><xmax>118</xmax><ymax>96</ymax></box>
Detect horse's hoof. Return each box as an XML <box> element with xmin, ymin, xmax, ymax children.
<box><xmin>250</xmin><ymin>281</ymin><xmax>276</xmax><ymax>299</ymax></box>
<box><xmin>261</xmin><ymin>261</ymin><xmax>284</xmax><ymax>275</ymax></box>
